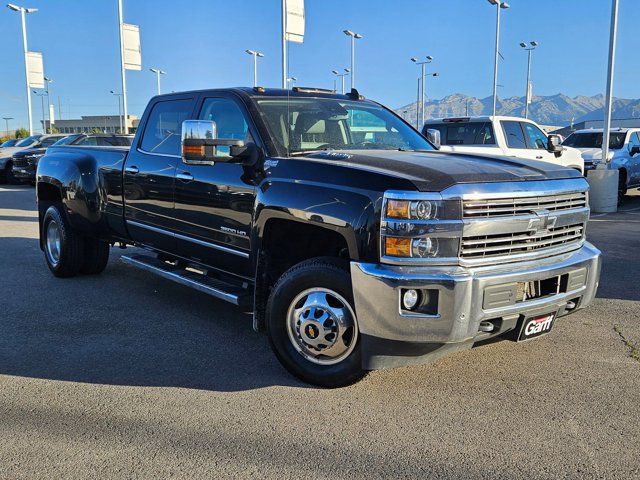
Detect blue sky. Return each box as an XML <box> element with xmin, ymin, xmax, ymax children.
<box><xmin>1</xmin><ymin>0</ymin><xmax>639</xmax><ymax>130</ymax></box>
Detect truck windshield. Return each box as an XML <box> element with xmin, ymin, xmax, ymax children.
<box><xmin>563</xmin><ymin>132</ymin><xmax>626</xmax><ymax>150</ymax></box>
<box><xmin>255</xmin><ymin>98</ymin><xmax>433</xmax><ymax>154</ymax></box>
<box><xmin>15</xmin><ymin>135</ymin><xmax>40</xmax><ymax>147</ymax></box>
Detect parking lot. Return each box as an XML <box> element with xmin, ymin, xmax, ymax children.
<box><xmin>0</xmin><ymin>185</ymin><xmax>638</xmax><ymax>479</ymax></box>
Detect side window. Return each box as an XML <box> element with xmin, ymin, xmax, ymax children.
<box><xmin>140</xmin><ymin>99</ymin><xmax>193</xmax><ymax>156</ymax></box>
<box><xmin>199</xmin><ymin>97</ymin><xmax>252</xmax><ymax>157</ymax></box>
<box><xmin>76</xmin><ymin>137</ymin><xmax>98</xmax><ymax>146</ymax></box>
<box><xmin>522</xmin><ymin>122</ymin><xmax>548</xmax><ymax>150</ymax></box>
<box><xmin>501</xmin><ymin>121</ymin><xmax>527</xmax><ymax>149</ymax></box>
<box><xmin>630</xmin><ymin>133</ymin><xmax>640</xmax><ymax>148</ymax></box>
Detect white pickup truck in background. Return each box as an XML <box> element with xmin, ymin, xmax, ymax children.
<box><xmin>563</xmin><ymin>128</ymin><xmax>640</xmax><ymax>202</ymax></box>
<box><xmin>423</xmin><ymin>116</ymin><xmax>584</xmax><ymax>173</ymax></box>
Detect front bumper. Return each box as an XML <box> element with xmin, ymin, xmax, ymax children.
<box><xmin>351</xmin><ymin>242</ymin><xmax>601</xmax><ymax>370</ymax></box>
<box><xmin>12</xmin><ymin>165</ymin><xmax>35</xmax><ymax>181</ymax></box>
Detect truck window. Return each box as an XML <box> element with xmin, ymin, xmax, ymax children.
<box><xmin>522</xmin><ymin>122</ymin><xmax>548</xmax><ymax>149</ymax></box>
<box><xmin>199</xmin><ymin>98</ymin><xmax>252</xmax><ymax>157</ymax></box>
<box><xmin>563</xmin><ymin>132</ymin><xmax>626</xmax><ymax>150</ymax></box>
<box><xmin>426</xmin><ymin>122</ymin><xmax>495</xmax><ymax>146</ymax></box>
<box><xmin>140</xmin><ymin>99</ymin><xmax>192</xmax><ymax>156</ymax></box>
<box><xmin>256</xmin><ymin>98</ymin><xmax>433</xmax><ymax>153</ymax></box>
<box><xmin>501</xmin><ymin>121</ymin><xmax>527</xmax><ymax>149</ymax></box>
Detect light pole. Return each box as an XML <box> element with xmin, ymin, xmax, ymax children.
<box><xmin>331</xmin><ymin>69</ymin><xmax>350</xmax><ymax>94</ymax></box>
<box><xmin>488</xmin><ymin>0</ymin><xmax>510</xmax><ymax>117</ymax></box>
<box><xmin>149</xmin><ymin>68</ymin><xmax>166</xmax><ymax>95</ymax></box>
<box><xmin>520</xmin><ymin>41</ymin><xmax>538</xmax><ymax>119</ymax></box>
<box><xmin>411</xmin><ymin>56</ymin><xmax>437</xmax><ymax>128</ymax></box>
<box><xmin>117</xmin><ymin>0</ymin><xmax>129</xmax><ymax>134</ymax></box>
<box><xmin>602</xmin><ymin>0</ymin><xmax>620</xmax><ymax>168</ymax></box>
<box><xmin>343</xmin><ymin>30</ymin><xmax>363</xmax><ymax>90</ymax></box>
<box><xmin>110</xmin><ymin>90</ymin><xmax>123</xmax><ymax>133</ymax></box>
<box><xmin>245</xmin><ymin>50</ymin><xmax>264</xmax><ymax>88</ymax></box>
<box><xmin>44</xmin><ymin>76</ymin><xmax>53</xmax><ymax>132</ymax></box>
<box><xmin>33</xmin><ymin>90</ymin><xmax>45</xmax><ymax>133</ymax></box>
<box><xmin>7</xmin><ymin>3</ymin><xmax>38</xmax><ymax>135</ymax></box>
<box><xmin>3</xmin><ymin>117</ymin><xmax>13</xmax><ymax>138</ymax></box>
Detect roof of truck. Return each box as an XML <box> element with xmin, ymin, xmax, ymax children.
<box><xmin>154</xmin><ymin>86</ymin><xmax>368</xmax><ymax>102</ymax></box>
<box><xmin>424</xmin><ymin>116</ymin><xmax>540</xmax><ymax>124</ymax></box>
<box><xmin>570</xmin><ymin>127</ymin><xmax>638</xmax><ymax>134</ymax></box>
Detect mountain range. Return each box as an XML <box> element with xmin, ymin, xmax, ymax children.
<box><xmin>395</xmin><ymin>93</ymin><xmax>640</xmax><ymax>126</ymax></box>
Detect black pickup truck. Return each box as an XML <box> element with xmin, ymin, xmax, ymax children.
<box><xmin>36</xmin><ymin>87</ymin><xmax>601</xmax><ymax>387</ymax></box>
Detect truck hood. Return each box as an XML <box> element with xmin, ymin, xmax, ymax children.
<box><xmin>302</xmin><ymin>149</ymin><xmax>582</xmax><ymax>192</ymax></box>
<box><xmin>0</xmin><ymin>146</ymin><xmax>30</xmax><ymax>159</ymax></box>
<box><xmin>574</xmin><ymin>147</ymin><xmax>615</xmax><ymax>162</ymax></box>
<box><xmin>12</xmin><ymin>147</ymin><xmax>47</xmax><ymax>159</ymax></box>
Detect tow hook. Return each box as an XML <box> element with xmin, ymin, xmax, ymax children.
<box><xmin>478</xmin><ymin>321</ymin><xmax>495</xmax><ymax>333</ymax></box>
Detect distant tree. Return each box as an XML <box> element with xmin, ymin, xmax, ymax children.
<box><xmin>14</xmin><ymin>128</ymin><xmax>29</xmax><ymax>139</ymax></box>
<box><xmin>91</xmin><ymin>128</ymin><xmax>102</xmax><ymax>134</ymax></box>
<box><xmin>50</xmin><ymin>126</ymin><xmax>59</xmax><ymax>134</ymax></box>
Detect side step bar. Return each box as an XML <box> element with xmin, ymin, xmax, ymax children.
<box><xmin>121</xmin><ymin>254</ymin><xmax>252</xmax><ymax>309</ymax></box>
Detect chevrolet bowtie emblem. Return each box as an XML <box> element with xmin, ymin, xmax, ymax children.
<box><xmin>527</xmin><ymin>209</ymin><xmax>557</xmax><ymax>233</ymax></box>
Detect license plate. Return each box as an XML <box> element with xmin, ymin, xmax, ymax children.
<box><xmin>518</xmin><ymin>313</ymin><xmax>555</xmax><ymax>341</ymax></box>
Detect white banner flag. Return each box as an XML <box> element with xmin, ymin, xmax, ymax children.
<box><xmin>27</xmin><ymin>51</ymin><xmax>44</xmax><ymax>88</ymax></box>
<box><xmin>285</xmin><ymin>0</ymin><xmax>305</xmax><ymax>43</ymax></box>
<box><xmin>526</xmin><ymin>81</ymin><xmax>533</xmax><ymax>105</ymax></box>
<box><xmin>123</xmin><ymin>23</ymin><xmax>142</xmax><ymax>71</ymax></box>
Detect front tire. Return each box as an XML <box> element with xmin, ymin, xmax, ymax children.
<box><xmin>42</xmin><ymin>205</ymin><xmax>84</xmax><ymax>278</ymax></box>
<box><xmin>266</xmin><ymin>258</ymin><xmax>365</xmax><ymax>388</ymax></box>
<box><xmin>4</xmin><ymin>161</ymin><xmax>16</xmax><ymax>185</ymax></box>
<box><xmin>618</xmin><ymin>171</ymin><xmax>628</xmax><ymax>205</ymax></box>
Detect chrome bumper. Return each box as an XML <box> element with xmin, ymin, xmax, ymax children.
<box><xmin>351</xmin><ymin>242</ymin><xmax>602</xmax><ymax>370</ymax></box>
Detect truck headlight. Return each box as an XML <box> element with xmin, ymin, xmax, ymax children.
<box><xmin>381</xmin><ymin>192</ymin><xmax>463</xmax><ymax>264</ymax></box>
<box><xmin>386</xmin><ymin>199</ymin><xmax>440</xmax><ymax>220</ymax></box>
<box><xmin>384</xmin><ymin>236</ymin><xmax>458</xmax><ymax>259</ymax></box>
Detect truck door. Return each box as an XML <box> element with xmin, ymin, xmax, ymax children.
<box><xmin>627</xmin><ymin>132</ymin><xmax>640</xmax><ymax>185</ymax></box>
<box><xmin>172</xmin><ymin>95</ymin><xmax>257</xmax><ymax>279</ymax></box>
<box><xmin>123</xmin><ymin>96</ymin><xmax>195</xmax><ymax>253</ymax></box>
<box><xmin>500</xmin><ymin>120</ymin><xmax>553</xmax><ymax>164</ymax></box>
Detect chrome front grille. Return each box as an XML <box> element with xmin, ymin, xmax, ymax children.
<box><xmin>12</xmin><ymin>157</ymin><xmax>29</xmax><ymax>168</ymax></box>
<box><xmin>461</xmin><ymin>223</ymin><xmax>585</xmax><ymax>260</ymax></box>
<box><xmin>463</xmin><ymin>191</ymin><xmax>587</xmax><ymax>218</ymax></box>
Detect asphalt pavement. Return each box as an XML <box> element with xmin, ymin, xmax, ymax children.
<box><xmin>0</xmin><ymin>185</ymin><xmax>638</xmax><ymax>479</ymax></box>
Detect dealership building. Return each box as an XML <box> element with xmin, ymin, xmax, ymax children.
<box><xmin>42</xmin><ymin>115</ymin><xmax>139</xmax><ymax>134</ymax></box>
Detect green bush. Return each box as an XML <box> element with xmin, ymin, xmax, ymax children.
<box><xmin>14</xmin><ymin>128</ymin><xmax>29</xmax><ymax>139</ymax></box>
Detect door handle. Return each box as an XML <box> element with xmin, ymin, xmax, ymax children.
<box><xmin>536</xmin><ymin>156</ymin><xmax>543</xmax><ymax>160</ymax></box>
<box><xmin>176</xmin><ymin>171</ymin><xmax>194</xmax><ymax>181</ymax></box>
<box><xmin>125</xmin><ymin>165</ymin><xmax>139</xmax><ymax>174</ymax></box>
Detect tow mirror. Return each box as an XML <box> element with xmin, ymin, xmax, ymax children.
<box><xmin>547</xmin><ymin>134</ymin><xmax>564</xmax><ymax>155</ymax></box>
<box><xmin>181</xmin><ymin>119</ymin><xmax>244</xmax><ymax>164</ymax></box>
<box><xmin>425</xmin><ymin>128</ymin><xmax>441</xmax><ymax>150</ymax></box>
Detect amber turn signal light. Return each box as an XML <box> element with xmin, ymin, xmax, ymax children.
<box><xmin>384</xmin><ymin>236</ymin><xmax>411</xmax><ymax>257</ymax></box>
<box><xmin>386</xmin><ymin>200</ymin><xmax>410</xmax><ymax>219</ymax></box>
<box><xmin>183</xmin><ymin>145</ymin><xmax>204</xmax><ymax>157</ymax></box>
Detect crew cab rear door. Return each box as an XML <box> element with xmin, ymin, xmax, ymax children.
<box><xmin>500</xmin><ymin>120</ymin><xmax>555</xmax><ymax>164</ymax></box>
<box><xmin>172</xmin><ymin>94</ymin><xmax>258</xmax><ymax>279</ymax></box>
<box><xmin>123</xmin><ymin>96</ymin><xmax>196</xmax><ymax>253</ymax></box>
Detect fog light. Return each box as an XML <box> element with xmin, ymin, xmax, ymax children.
<box><xmin>402</xmin><ymin>289</ymin><xmax>420</xmax><ymax>310</ymax></box>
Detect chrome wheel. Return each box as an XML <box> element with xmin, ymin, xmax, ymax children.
<box><xmin>45</xmin><ymin>220</ymin><xmax>62</xmax><ymax>266</ymax></box>
<box><xmin>286</xmin><ymin>287</ymin><xmax>358</xmax><ymax>365</ymax></box>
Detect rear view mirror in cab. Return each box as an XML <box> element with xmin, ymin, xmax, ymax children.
<box><xmin>181</xmin><ymin>119</ymin><xmax>260</xmax><ymax>165</ymax></box>
<box><xmin>425</xmin><ymin>128</ymin><xmax>441</xmax><ymax>150</ymax></box>
<box><xmin>547</xmin><ymin>134</ymin><xmax>564</xmax><ymax>155</ymax></box>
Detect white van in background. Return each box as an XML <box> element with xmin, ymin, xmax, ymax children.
<box><xmin>423</xmin><ymin>116</ymin><xmax>584</xmax><ymax>173</ymax></box>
